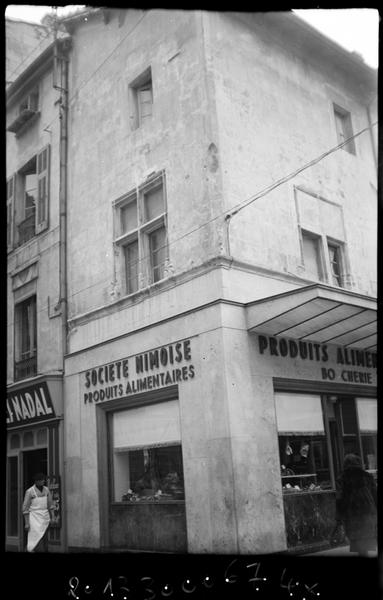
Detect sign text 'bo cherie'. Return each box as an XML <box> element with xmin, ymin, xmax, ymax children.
<box><xmin>258</xmin><ymin>334</ymin><xmax>377</xmax><ymax>385</ymax></box>
<box><xmin>83</xmin><ymin>340</ymin><xmax>194</xmax><ymax>404</ymax></box>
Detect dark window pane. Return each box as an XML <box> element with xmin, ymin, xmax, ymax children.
<box><xmin>10</xmin><ymin>434</ymin><xmax>20</xmax><ymax>449</ymax></box>
<box><xmin>144</xmin><ymin>186</ymin><xmax>164</xmax><ymax>222</ymax></box>
<box><xmin>149</xmin><ymin>226</ymin><xmax>167</xmax><ymax>282</ymax></box>
<box><xmin>328</xmin><ymin>244</ymin><xmax>342</xmax><ymax>286</ymax></box>
<box><xmin>7</xmin><ymin>457</ymin><xmax>18</xmax><ymax>536</ymax></box>
<box><xmin>124</xmin><ymin>241</ymin><xmax>139</xmax><ymax>294</ymax></box>
<box><xmin>121</xmin><ymin>201</ymin><xmax>137</xmax><ymax>233</ymax></box>
<box><xmin>340</xmin><ymin>399</ymin><xmax>358</xmax><ymax>435</ymax></box>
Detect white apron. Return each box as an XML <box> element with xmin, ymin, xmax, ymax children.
<box><xmin>27</xmin><ymin>486</ymin><xmax>50</xmax><ymax>552</ymax></box>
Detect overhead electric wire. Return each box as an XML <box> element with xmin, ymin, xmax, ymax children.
<box><xmin>7</xmin><ymin>119</ymin><xmax>378</xmax><ymax>330</ymax></box>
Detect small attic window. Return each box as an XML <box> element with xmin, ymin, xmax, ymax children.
<box><xmin>7</xmin><ymin>87</ymin><xmax>40</xmax><ymax>135</ymax></box>
<box><xmin>19</xmin><ymin>89</ymin><xmax>39</xmax><ymax>114</ymax></box>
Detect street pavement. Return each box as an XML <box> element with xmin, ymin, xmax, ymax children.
<box><xmin>305</xmin><ymin>544</ymin><xmax>377</xmax><ymax>556</ymax></box>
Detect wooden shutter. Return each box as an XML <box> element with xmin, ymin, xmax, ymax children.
<box><xmin>138</xmin><ymin>86</ymin><xmax>152</xmax><ymax>124</ymax></box>
<box><xmin>7</xmin><ymin>175</ymin><xmax>15</xmax><ymax>251</ymax></box>
<box><xmin>36</xmin><ymin>145</ymin><xmax>50</xmax><ymax>233</ymax></box>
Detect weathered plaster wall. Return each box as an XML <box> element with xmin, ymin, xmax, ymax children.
<box><xmin>67</xmin><ymin>9</ymin><xmax>225</xmax><ymax>319</ymax></box>
<box><xmin>7</xmin><ymin>65</ymin><xmax>63</xmax><ymax>384</ymax></box>
<box><xmin>65</xmin><ymin>304</ymin><xmax>261</xmax><ymax>553</ymax></box>
<box><xmin>205</xmin><ymin>12</ymin><xmax>377</xmax><ymax>298</ymax></box>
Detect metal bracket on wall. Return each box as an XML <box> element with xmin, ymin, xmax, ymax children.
<box><xmin>48</xmin><ymin>296</ymin><xmax>62</xmax><ymax>318</ymax></box>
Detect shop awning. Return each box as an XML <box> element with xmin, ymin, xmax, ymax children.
<box><xmin>246</xmin><ymin>284</ymin><xmax>377</xmax><ymax>351</ymax></box>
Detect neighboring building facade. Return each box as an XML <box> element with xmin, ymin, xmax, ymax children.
<box><xmin>6</xmin><ymin>18</ymin><xmax>52</xmax><ymax>87</ymax></box>
<box><xmin>7</xmin><ymin>9</ymin><xmax>377</xmax><ymax>555</ymax></box>
<box><xmin>6</xmin><ymin>22</ymin><xmax>70</xmax><ymax>551</ymax></box>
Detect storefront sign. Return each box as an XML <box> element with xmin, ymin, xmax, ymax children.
<box><xmin>83</xmin><ymin>339</ymin><xmax>195</xmax><ymax>404</ymax></box>
<box><xmin>257</xmin><ymin>334</ymin><xmax>376</xmax><ymax>385</ymax></box>
<box><xmin>47</xmin><ymin>475</ymin><xmax>61</xmax><ymax>528</ymax></box>
<box><xmin>6</xmin><ymin>381</ymin><xmax>56</xmax><ymax>427</ymax></box>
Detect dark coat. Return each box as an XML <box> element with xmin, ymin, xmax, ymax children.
<box><xmin>336</xmin><ymin>465</ymin><xmax>377</xmax><ymax>547</ymax></box>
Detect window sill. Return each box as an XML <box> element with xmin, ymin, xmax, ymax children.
<box><xmin>111</xmin><ymin>499</ymin><xmax>185</xmax><ymax>505</ymax></box>
<box><xmin>282</xmin><ymin>489</ymin><xmax>334</xmax><ymax>496</ymax></box>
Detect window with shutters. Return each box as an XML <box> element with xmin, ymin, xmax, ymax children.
<box><xmin>129</xmin><ymin>67</ymin><xmax>153</xmax><ymax>129</ymax></box>
<box><xmin>114</xmin><ymin>172</ymin><xmax>168</xmax><ymax>294</ymax></box>
<box><xmin>301</xmin><ymin>231</ymin><xmax>323</xmax><ymax>281</ymax></box>
<box><xmin>7</xmin><ymin>176</ymin><xmax>15</xmax><ymax>251</ymax></box>
<box><xmin>14</xmin><ymin>295</ymin><xmax>37</xmax><ymax>381</ymax></box>
<box><xmin>12</xmin><ymin>146</ymin><xmax>50</xmax><ymax>248</ymax></box>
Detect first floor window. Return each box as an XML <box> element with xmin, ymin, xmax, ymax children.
<box><xmin>114</xmin><ymin>172</ymin><xmax>168</xmax><ymax>293</ymax></box>
<box><xmin>111</xmin><ymin>399</ymin><xmax>185</xmax><ymax>503</ymax></box>
<box><xmin>300</xmin><ymin>229</ymin><xmax>345</xmax><ymax>288</ymax></box>
<box><xmin>14</xmin><ymin>295</ymin><xmax>37</xmax><ymax>381</ymax></box>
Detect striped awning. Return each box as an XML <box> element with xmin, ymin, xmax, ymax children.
<box><xmin>246</xmin><ymin>284</ymin><xmax>377</xmax><ymax>351</ymax></box>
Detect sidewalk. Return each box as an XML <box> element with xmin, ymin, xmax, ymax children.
<box><xmin>305</xmin><ymin>545</ymin><xmax>377</xmax><ymax>557</ymax></box>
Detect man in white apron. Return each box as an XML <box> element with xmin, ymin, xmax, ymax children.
<box><xmin>22</xmin><ymin>473</ymin><xmax>54</xmax><ymax>552</ymax></box>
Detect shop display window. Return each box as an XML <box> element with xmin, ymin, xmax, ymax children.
<box><xmin>357</xmin><ymin>398</ymin><xmax>377</xmax><ymax>476</ymax></box>
<box><xmin>278</xmin><ymin>435</ymin><xmax>331</xmax><ymax>492</ymax></box>
<box><xmin>114</xmin><ymin>444</ymin><xmax>185</xmax><ymax>502</ymax></box>
<box><xmin>111</xmin><ymin>399</ymin><xmax>185</xmax><ymax>503</ymax></box>
<box><xmin>276</xmin><ymin>392</ymin><xmax>378</xmax><ymax>493</ymax></box>
<box><xmin>275</xmin><ymin>393</ymin><xmax>331</xmax><ymax>492</ymax></box>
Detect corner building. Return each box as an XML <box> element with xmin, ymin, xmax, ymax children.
<box><xmin>61</xmin><ymin>10</ymin><xmax>377</xmax><ymax>553</ymax></box>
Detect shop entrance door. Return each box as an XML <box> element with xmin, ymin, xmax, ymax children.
<box><xmin>22</xmin><ymin>448</ymin><xmax>48</xmax><ymax>549</ymax></box>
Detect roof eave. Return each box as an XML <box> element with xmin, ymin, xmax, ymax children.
<box><xmin>6</xmin><ymin>36</ymin><xmax>71</xmax><ymax>104</ymax></box>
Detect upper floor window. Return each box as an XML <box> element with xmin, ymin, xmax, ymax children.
<box><xmin>300</xmin><ymin>229</ymin><xmax>345</xmax><ymax>287</ymax></box>
<box><xmin>14</xmin><ymin>295</ymin><xmax>37</xmax><ymax>381</ymax></box>
<box><xmin>8</xmin><ymin>145</ymin><xmax>50</xmax><ymax>251</ymax></box>
<box><xmin>129</xmin><ymin>67</ymin><xmax>153</xmax><ymax>129</ymax></box>
<box><xmin>333</xmin><ymin>104</ymin><xmax>356</xmax><ymax>155</ymax></box>
<box><xmin>328</xmin><ymin>243</ymin><xmax>343</xmax><ymax>286</ymax></box>
<box><xmin>7</xmin><ymin>87</ymin><xmax>40</xmax><ymax>136</ymax></box>
<box><xmin>114</xmin><ymin>172</ymin><xmax>168</xmax><ymax>294</ymax></box>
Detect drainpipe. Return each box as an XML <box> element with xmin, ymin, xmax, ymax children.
<box><xmin>53</xmin><ymin>15</ymin><xmax>69</xmax><ymax>552</ymax></box>
<box><xmin>54</xmin><ymin>40</ymin><xmax>69</xmax><ymax>358</ymax></box>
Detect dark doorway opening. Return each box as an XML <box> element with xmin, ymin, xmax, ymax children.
<box><xmin>23</xmin><ymin>448</ymin><xmax>48</xmax><ymax>489</ymax></box>
<box><xmin>22</xmin><ymin>448</ymin><xmax>48</xmax><ymax>550</ymax></box>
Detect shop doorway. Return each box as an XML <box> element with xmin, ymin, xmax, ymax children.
<box><xmin>23</xmin><ymin>448</ymin><xmax>48</xmax><ymax>489</ymax></box>
<box><xmin>22</xmin><ymin>448</ymin><xmax>48</xmax><ymax>549</ymax></box>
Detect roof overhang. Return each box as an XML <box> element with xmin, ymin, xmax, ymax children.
<box><xmin>246</xmin><ymin>284</ymin><xmax>377</xmax><ymax>351</ymax></box>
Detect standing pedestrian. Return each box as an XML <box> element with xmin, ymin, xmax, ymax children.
<box><xmin>22</xmin><ymin>473</ymin><xmax>55</xmax><ymax>552</ymax></box>
<box><xmin>335</xmin><ymin>454</ymin><xmax>377</xmax><ymax>556</ymax></box>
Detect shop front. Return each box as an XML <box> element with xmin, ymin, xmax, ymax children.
<box><xmin>246</xmin><ymin>284</ymin><xmax>377</xmax><ymax>553</ymax></box>
<box><xmin>6</xmin><ymin>375</ymin><xmax>64</xmax><ymax>552</ymax></box>
<box><xmin>65</xmin><ymin>336</ymin><xmax>198</xmax><ymax>553</ymax></box>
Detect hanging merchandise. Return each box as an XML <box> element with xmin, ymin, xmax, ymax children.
<box><xmin>300</xmin><ymin>441</ymin><xmax>310</xmax><ymax>459</ymax></box>
<box><xmin>285</xmin><ymin>440</ymin><xmax>293</xmax><ymax>456</ymax></box>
